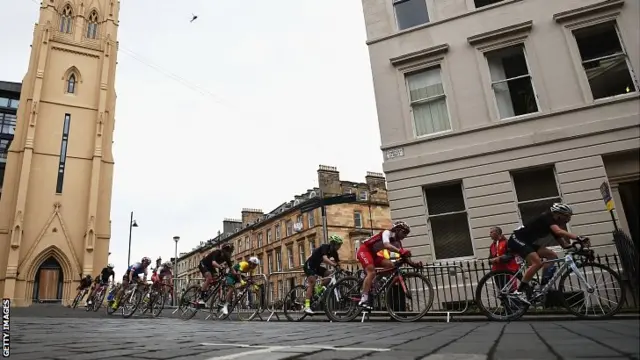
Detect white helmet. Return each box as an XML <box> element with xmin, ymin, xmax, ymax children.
<box><xmin>551</xmin><ymin>203</ymin><xmax>573</xmax><ymax>216</ymax></box>
<box><xmin>163</xmin><ymin>262</ymin><xmax>173</xmax><ymax>268</ymax></box>
<box><xmin>248</xmin><ymin>257</ymin><xmax>260</xmax><ymax>266</ymax></box>
<box><xmin>107</xmin><ymin>263</ymin><xmax>114</xmax><ymax>268</ymax></box>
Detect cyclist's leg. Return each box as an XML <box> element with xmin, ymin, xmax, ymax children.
<box><xmin>357</xmin><ymin>246</ymin><xmax>376</xmax><ymax>308</ymax></box>
<box><xmin>112</xmin><ymin>275</ymin><xmax>129</xmax><ymax>308</ymax></box>
<box><xmin>508</xmin><ymin>235</ymin><xmax>540</xmax><ymax>302</ymax></box>
<box><xmin>537</xmin><ymin>246</ymin><xmax>558</xmax><ymax>284</ymax></box>
<box><xmin>87</xmin><ymin>280</ymin><xmax>99</xmax><ymax>304</ymax></box>
<box><xmin>198</xmin><ymin>262</ymin><xmax>214</xmax><ymax>303</ymax></box>
<box><xmin>320</xmin><ymin>267</ymin><xmax>333</xmax><ymax>287</ymax></box>
<box><xmin>222</xmin><ymin>273</ymin><xmax>237</xmax><ymax>314</ymax></box>
<box><xmin>302</xmin><ymin>261</ymin><xmax>317</xmax><ymax>313</ymax></box>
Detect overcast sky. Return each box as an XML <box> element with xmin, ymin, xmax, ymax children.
<box><xmin>1</xmin><ymin>0</ymin><xmax>383</xmax><ymax>274</ymax></box>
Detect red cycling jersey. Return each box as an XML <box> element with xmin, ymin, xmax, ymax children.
<box><xmin>357</xmin><ymin>230</ymin><xmax>402</xmax><ymax>268</ymax></box>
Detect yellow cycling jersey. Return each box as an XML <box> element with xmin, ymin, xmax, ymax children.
<box><xmin>233</xmin><ymin>261</ymin><xmax>255</xmax><ymax>274</ymax></box>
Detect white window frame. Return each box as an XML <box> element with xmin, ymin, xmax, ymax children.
<box><xmin>485</xmin><ymin>44</ymin><xmax>540</xmax><ymax>120</ymax></box>
<box><xmin>275</xmin><ymin>249</ymin><xmax>282</xmax><ymax>271</ymax></box>
<box><xmin>309</xmin><ymin>238</ymin><xmax>316</xmax><ymax>253</ymax></box>
<box><xmin>275</xmin><ymin>223</ymin><xmax>281</xmax><ymax>240</ymax></box>
<box><xmin>359</xmin><ymin>190</ymin><xmax>368</xmax><ymax>201</ymax></box>
<box><xmin>267</xmin><ymin>253</ymin><xmax>273</xmax><ymax>273</ymax></box>
<box><xmin>393</xmin><ymin>0</ymin><xmax>430</xmax><ymax>31</ymax></box>
<box><xmin>307</xmin><ymin>211</ymin><xmax>315</xmax><ymax>228</ymax></box>
<box><xmin>287</xmin><ymin>246</ymin><xmax>294</xmax><ymax>269</ymax></box>
<box><xmin>266</xmin><ymin>229</ymin><xmax>272</xmax><ymax>243</ymax></box>
<box><xmin>298</xmin><ymin>242</ymin><xmax>306</xmax><ymax>266</ymax></box>
<box><xmin>404</xmin><ymin>65</ymin><xmax>453</xmax><ymax>138</ymax></box>
<box><xmin>354</xmin><ymin>211</ymin><xmax>363</xmax><ymax>229</ymax></box>
<box><xmin>257</xmin><ymin>232</ymin><xmax>263</xmax><ymax>248</ymax></box>
<box><xmin>424</xmin><ymin>182</ymin><xmax>476</xmax><ymax>260</ymax></box>
<box><xmin>286</xmin><ymin>220</ymin><xmax>293</xmax><ymax>237</ymax></box>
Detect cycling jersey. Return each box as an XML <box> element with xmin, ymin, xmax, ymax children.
<box><xmin>361</xmin><ymin>230</ymin><xmax>402</xmax><ymax>253</ymax></box>
<box><xmin>79</xmin><ymin>277</ymin><xmax>92</xmax><ymax>288</ymax></box>
<box><xmin>98</xmin><ymin>267</ymin><xmax>115</xmax><ymax>283</ymax></box>
<box><xmin>125</xmin><ymin>262</ymin><xmax>148</xmax><ymax>279</ymax></box>
<box><xmin>203</xmin><ymin>250</ymin><xmax>233</xmax><ymax>268</ymax></box>
<box><xmin>306</xmin><ymin>244</ymin><xmax>340</xmax><ymax>270</ymax></box>
<box><xmin>512</xmin><ymin>211</ymin><xmax>563</xmax><ymax>244</ymax></box>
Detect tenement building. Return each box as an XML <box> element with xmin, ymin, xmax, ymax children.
<box><xmin>176</xmin><ymin>165</ymin><xmax>392</xmax><ymax>301</ymax></box>
<box><xmin>0</xmin><ymin>81</ymin><xmax>21</xmax><ymax>197</ymax></box>
<box><xmin>362</xmin><ymin>0</ymin><xmax>639</xmax><ymax>262</ymax></box>
<box><xmin>0</xmin><ymin>0</ymin><xmax>121</xmax><ymax>306</ymax></box>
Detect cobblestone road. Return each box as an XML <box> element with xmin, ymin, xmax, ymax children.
<box><xmin>9</xmin><ymin>310</ymin><xmax>640</xmax><ymax>360</ymax></box>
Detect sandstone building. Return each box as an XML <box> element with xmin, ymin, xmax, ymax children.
<box><xmin>0</xmin><ymin>0</ymin><xmax>120</xmax><ymax>306</ymax></box>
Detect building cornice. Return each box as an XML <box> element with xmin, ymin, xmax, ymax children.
<box><xmin>390</xmin><ymin>44</ymin><xmax>449</xmax><ymax>67</ymax></box>
<box><xmin>553</xmin><ymin>0</ymin><xmax>624</xmax><ymax>23</ymax></box>
<box><xmin>467</xmin><ymin>20</ymin><xmax>533</xmax><ymax>46</ymax></box>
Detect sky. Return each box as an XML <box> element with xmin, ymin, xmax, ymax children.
<box><xmin>0</xmin><ymin>0</ymin><xmax>384</xmax><ymax>274</ymax></box>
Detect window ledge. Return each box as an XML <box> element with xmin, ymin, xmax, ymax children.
<box><xmin>367</xmin><ymin>0</ymin><xmax>524</xmax><ymax>46</ymax></box>
<box><xmin>553</xmin><ymin>0</ymin><xmax>625</xmax><ymax>23</ymax></box>
<box><xmin>390</xmin><ymin>44</ymin><xmax>450</xmax><ymax>67</ymax></box>
<box><xmin>467</xmin><ymin>20</ymin><xmax>533</xmax><ymax>46</ymax></box>
<box><xmin>380</xmin><ymin>92</ymin><xmax>640</xmax><ymax>151</ymax></box>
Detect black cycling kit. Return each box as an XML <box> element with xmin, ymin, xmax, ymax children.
<box><xmin>95</xmin><ymin>267</ymin><xmax>115</xmax><ymax>284</ymax></box>
<box><xmin>199</xmin><ymin>250</ymin><xmax>232</xmax><ymax>276</ymax></box>
<box><xmin>508</xmin><ymin>211</ymin><xmax>564</xmax><ymax>257</ymax></box>
<box><xmin>304</xmin><ymin>244</ymin><xmax>340</xmax><ymax>277</ymax></box>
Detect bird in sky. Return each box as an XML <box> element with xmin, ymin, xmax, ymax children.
<box><xmin>190</xmin><ymin>14</ymin><xmax>198</xmax><ymax>23</ymax></box>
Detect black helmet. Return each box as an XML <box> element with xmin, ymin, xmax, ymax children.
<box><xmin>222</xmin><ymin>243</ymin><xmax>234</xmax><ymax>251</ymax></box>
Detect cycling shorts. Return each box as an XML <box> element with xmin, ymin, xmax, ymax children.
<box><xmin>356</xmin><ymin>244</ymin><xmax>385</xmax><ymax>268</ymax></box>
<box><xmin>507</xmin><ymin>234</ymin><xmax>540</xmax><ymax>258</ymax></box>
<box><xmin>198</xmin><ymin>261</ymin><xmax>217</xmax><ymax>277</ymax></box>
<box><xmin>303</xmin><ymin>261</ymin><xmax>328</xmax><ymax>278</ymax></box>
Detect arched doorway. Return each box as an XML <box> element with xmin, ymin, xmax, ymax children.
<box><xmin>32</xmin><ymin>257</ymin><xmax>64</xmax><ymax>303</ymax></box>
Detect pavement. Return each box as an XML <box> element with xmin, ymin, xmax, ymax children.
<box><xmin>7</xmin><ymin>305</ymin><xmax>640</xmax><ymax>360</ymax></box>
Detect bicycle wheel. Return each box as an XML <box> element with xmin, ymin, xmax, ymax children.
<box><xmin>178</xmin><ymin>285</ymin><xmax>201</xmax><ymax>320</ymax></box>
<box><xmin>386</xmin><ymin>272</ymin><xmax>434</xmax><ymax>322</ymax></box>
<box><xmin>235</xmin><ymin>287</ymin><xmax>260</xmax><ymax>321</ymax></box>
<box><xmin>283</xmin><ymin>285</ymin><xmax>308</xmax><ymax>322</ymax></box>
<box><xmin>151</xmin><ymin>291</ymin><xmax>166</xmax><ymax>318</ymax></box>
<box><xmin>324</xmin><ymin>276</ymin><xmax>363</xmax><ymax>322</ymax></box>
<box><xmin>93</xmin><ymin>287</ymin><xmax>107</xmax><ymax>312</ymax></box>
<box><xmin>475</xmin><ymin>270</ymin><xmax>528</xmax><ymax>321</ymax></box>
<box><xmin>71</xmin><ymin>291</ymin><xmax>83</xmax><ymax>309</ymax></box>
<box><xmin>559</xmin><ymin>262</ymin><xmax>625</xmax><ymax>319</ymax></box>
<box><xmin>122</xmin><ymin>288</ymin><xmax>143</xmax><ymax>318</ymax></box>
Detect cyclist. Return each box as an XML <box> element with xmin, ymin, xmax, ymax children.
<box><xmin>86</xmin><ymin>263</ymin><xmax>115</xmax><ymax>307</ymax></box>
<box><xmin>198</xmin><ymin>244</ymin><xmax>234</xmax><ymax>305</ymax></box>
<box><xmin>111</xmin><ymin>256</ymin><xmax>152</xmax><ymax>309</ymax></box>
<box><xmin>75</xmin><ymin>275</ymin><xmax>93</xmax><ymax>303</ymax></box>
<box><xmin>356</xmin><ymin>220</ymin><xmax>421</xmax><ymax>310</ymax></box>
<box><xmin>221</xmin><ymin>257</ymin><xmax>259</xmax><ymax>316</ymax></box>
<box><xmin>302</xmin><ymin>234</ymin><xmax>342</xmax><ymax>315</ymax></box>
<box><xmin>507</xmin><ymin>203</ymin><xmax>589</xmax><ymax>304</ymax></box>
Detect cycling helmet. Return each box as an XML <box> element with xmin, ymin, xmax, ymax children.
<box><xmin>163</xmin><ymin>262</ymin><xmax>173</xmax><ymax>268</ymax></box>
<box><xmin>107</xmin><ymin>263</ymin><xmax>114</xmax><ymax>269</ymax></box>
<box><xmin>550</xmin><ymin>203</ymin><xmax>573</xmax><ymax>216</ymax></box>
<box><xmin>248</xmin><ymin>257</ymin><xmax>260</xmax><ymax>266</ymax></box>
<box><xmin>392</xmin><ymin>220</ymin><xmax>411</xmax><ymax>234</ymax></box>
<box><xmin>329</xmin><ymin>235</ymin><xmax>343</xmax><ymax>245</ymax></box>
<box><xmin>141</xmin><ymin>256</ymin><xmax>152</xmax><ymax>264</ymax></box>
<box><xmin>222</xmin><ymin>243</ymin><xmax>234</xmax><ymax>251</ymax></box>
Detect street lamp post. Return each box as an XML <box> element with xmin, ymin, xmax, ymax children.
<box><xmin>127</xmin><ymin>211</ymin><xmax>138</xmax><ymax>267</ymax></box>
<box><xmin>368</xmin><ymin>190</ymin><xmax>378</xmax><ymax>235</ymax></box>
<box><xmin>173</xmin><ymin>236</ymin><xmax>180</xmax><ymax>306</ymax></box>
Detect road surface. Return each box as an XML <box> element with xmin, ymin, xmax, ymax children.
<box><xmin>8</xmin><ymin>306</ymin><xmax>640</xmax><ymax>359</ymax></box>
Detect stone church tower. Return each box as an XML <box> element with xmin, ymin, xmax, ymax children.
<box><xmin>0</xmin><ymin>0</ymin><xmax>120</xmax><ymax>306</ymax></box>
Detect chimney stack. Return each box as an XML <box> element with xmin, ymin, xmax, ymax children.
<box><xmin>317</xmin><ymin>165</ymin><xmax>341</xmax><ymax>196</ymax></box>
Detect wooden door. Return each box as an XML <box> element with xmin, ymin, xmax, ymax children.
<box><xmin>38</xmin><ymin>269</ymin><xmax>60</xmax><ymax>301</ymax></box>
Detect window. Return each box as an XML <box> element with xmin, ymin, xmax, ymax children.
<box><xmin>0</xmin><ymin>98</ymin><xmax>18</xmax><ymax>109</ymax></box>
<box><xmin>354</xmin><ymin>211</ymin><xmax>363</xmax><ymax>229</ymax></box>
<box><xmin>245</xmin><ymin>236</ymin><xmax>250</xmax><ymax>250</ymax></box>
<box><xmin>287</xmin><ymin>246</ymin><xmax>294</xmax><ymax>269</ymax></box>
<box><xmin>573</xmin><ymin>22</ymin><xmax>637</xmax><ymax>100</ymax></box>
<box><xmin>60</xmin><ymin>5</ymin><xmax>73</xmax><ymax>33</ymax></box>
<box><xmin>275</xmin><ymin>224</ymin><xmax>281</xmax><ymax>240</ymax></box>
<box><xmin>296</xmin><ymin>215</ymin><xmax>303</xmax><ymax>230</ymax></box>
<box><xmin>257</xmin><ymin>232</ymin><xmax>263</xmax><ymax>248</ymax></box>
<box><xmin>237</xmin><ymin>239</ymin><xmax>241</xmax><ymax>251</ymax></box>
<box><xmin>344</xmin><ymin>188</ymin><xmax>352</xmax><ymax>194</ymax></box>
<box><xmin>298</xmin><ymin>242</ymin><xmax>306</xmax><ymax>266</ymax></box>
<box><xmin>0</xmin><ymin>139</ymin><xmax>9</xmax><ymax>159</ymax></box>
<box><xmin>266</xmin><ymin>229</ymin><xmax>272</xmax><ymax>243</ymax></box>
<box><xmin>394</xmin><ymin>0</ymin><xmax>429</xmax><ymax>30</ymax></box>
<box><xmin>407</xmin><ymin>67</ymin><xmax>451</xmax><ymax>136</ymax></box>
<box><xmin>309</xmin><ymin>238</ymin><xmax>316</xmax><ymax>253</ymax></box>
<box><xmin>86</xmin><ymin>10</ymin><xmax>98</xmax><ymax>39</ymax></box>
<box><xmin>359</xmin><ymin>190</ymin><xmax>368</xmax><ymax>201</ymax></box>
<box><xmin>56</xmin><ymin>114</ymin><xmax>71</xmax><ymax>193</ymax></box>
<box><xmin>425</xmin><ymin>182</ymin><xmax>474</xmax><ymax>259</ymax></box>
<box><xmin>474</xmin><ymin>0</ymin><xmax>504</xmax><ymax>8</ymax></box>
<box><xmin>66</xmin><ymin>74</ymin><xmax>76</xmax><ymax>94</ymax></box>
<box><xmin>286</xmin><ymin>220</ymin><xmax>293</xmax><ymax>237</ymax></box>
<box><xmin>267</xmin><ymin>252</ymin><xmax>273</xmax><ymax>273</ymax></box>
<box><xmin>275</xmin><ymin>249</ymin><xmax>282</xmax><ymax>271</ymax></box>
<box><xmin>278</xmin><ymin>280</ymin><xmax>284</xmax><ymax>299</ymax></box>
<box><xmin>512</xmin><ymin>167</ymin><xmax>564</xmax><ymax>247</ymax></box>
<box><xmin>256</xmin><ymin>256</ymin><xmax>263</xmax><ymax>274</ymax></box>
<box><xmin>307</xmin><ymin>211</ymin><xmax>315</xmax><ymax>228</ymax></box>
<box><xmin>486</xmin><ymin>45</ymin><xmax>538</xmax><ymax>119</ymax></box>
<box><xmin>0</xmin><ymin>114</ymin><xmax>16</xmax><ymax>135</ymax></box>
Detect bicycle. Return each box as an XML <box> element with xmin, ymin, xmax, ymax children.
<box><xmin>105</xmin><ymin>283</ymin><xmax>121</xmax><ymax>315</ymax></box>
<box><xmin>475</xmin><ymin>238</ymin><xmax>625</xmax><ymax>321</ymax></box>
<box><xmin>106</xmin><ymin>279</ymin><xmax>146</xmax><ymax>318</ymax></box>
<box><xmin>86</xmin><ymin>282</ymin><xmax>109</xmax><ymax>312</ymax></box>
<box><xmin>178</xmin><ymin>273</ymin><xmax>226</xmax><ymax>320</ymax></box>
<box><xmin>324</xmin><ymin>257</ymin><xmax>434</xmax><ymax>322</ymax></box>
<box><xmin>71</xmin><ymin>288</ymin><xmax>89</xmax><ymax>309</ymax></box>
<box><xmin>282</xmin><ymin>267</ymin><xmax>351</xmax><ymax>322</ymax></box>
<box><xmin>139</xmin><ymin>278</ymin><xmax>173</xmax><ymax>317</ymax></box>
<box><xmin>209</xmin><ymin>275</ymin><xmax>262</xmax><ymax>321</ymax></box>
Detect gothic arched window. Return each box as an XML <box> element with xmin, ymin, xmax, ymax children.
<box><xmin>86</xmin><ymin>11</ymin><xmax>98</xmax><ymax>39</ymax></box>
<box><xmin>60</xmin><ymin>5</ymin><xmax>73</xmax><ymax>34</ymax></box>
<box><xmin>67</xmin><ymin>74</ymin><xmax>76</xmax><ymax>94</ymax></box>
